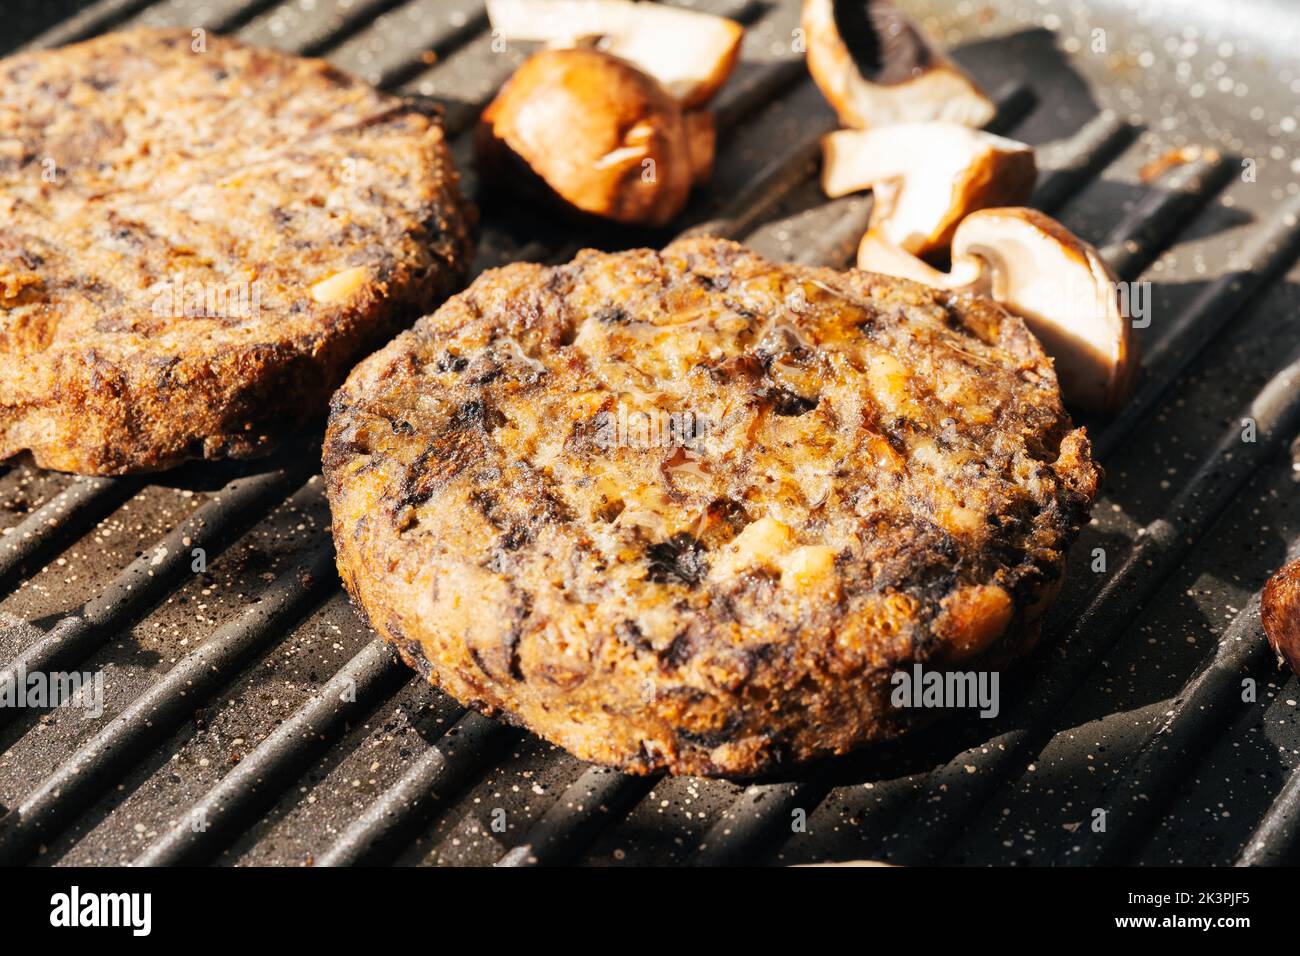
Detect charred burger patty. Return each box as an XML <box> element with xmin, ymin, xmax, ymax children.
<box><xmin>324</xmin><ymin>238</ymin><xmax>1099</xmax><ymax>777</ymax></box>
<box><xmin>0</xmin><ymin>28</ymin><xmax>473</xmax><ymax>474</ymax></box>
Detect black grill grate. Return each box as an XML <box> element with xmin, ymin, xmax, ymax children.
<box><xmin>1</xmin><ymin>0</ymin><xmax>1299</xmax><ymax>867</ymax></box>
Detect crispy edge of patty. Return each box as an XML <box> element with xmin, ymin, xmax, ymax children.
<box><xmin>323</xmin><ymin>239</ymin><xmax>1101</xmax><ymax>777</ymax></box>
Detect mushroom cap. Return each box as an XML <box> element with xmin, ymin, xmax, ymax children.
<box><xmin>486</xmin><ymin>0</ymin><xmax>744</xmax><ymax>109</ymax></box>
<box><xmin>952</xmin><ymin>208</ymin><xmax>1139</xmax><ymax>415</ymax></box>
<box><xmin>802</xmin><ymin>0</ymin><xmax>995</xmax><ymax>130</ymax></box>
<box><xmin>476</xmin><ymin>48</ymin><xmax>700</xmax><ymax>226</ymax></box>
<box><xmin>822</xmin><ymin>123</ymin><xmax>1036</xmax><ymax>256</ymax></box>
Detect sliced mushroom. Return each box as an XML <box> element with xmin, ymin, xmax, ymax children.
<box><xmin>822</xmin><ymin>122</ymin><xmax>1035</xmax><ymax>257</ymax></box>
<box><xmin>857</xmin><ymin>207</ymin><xmax>1139</xmax><ymax>414</ymax></box>
<box><xmin>802</xmin><ymin>0</ymin><xmax>995</xmax><ymax>130</ymax></box>
<box><xmin>486</xmin><ymin>0</ymin><xmax>744</xmax><ymax>108</ymax></box>
<box><xmin>476</xmin><ymin>48</ymin><xmax>713</xmax><ymax>226</ymax></box>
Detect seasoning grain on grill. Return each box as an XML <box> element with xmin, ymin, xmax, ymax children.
<box><xmin>324</xmin><ymin>238</ymin><xmax>1100</xmax><ymax>777</ymax></box>
<box><xmin>0</xmin><ymin>28</ymin><xmax>473</xmax><ymax>475</ymax></box>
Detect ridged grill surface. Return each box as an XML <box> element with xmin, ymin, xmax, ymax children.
<box><xmin>1</xmin><ymin>0</ymin><xmax>1299</xmax><ymax>866</ymax></box>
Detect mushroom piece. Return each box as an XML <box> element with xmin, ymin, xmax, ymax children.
<box><xmin>485</xmin><ymin>0</ymin><xmax>744</xmax><ymax>109</ymax></box>
<box><xmin>857</xmin><ymin>208</ymin><xmax>1139</xmax><ymax>414</ymax></box>
<box><xmin>476</xmin><ymin>48</ymin><xmax>714</xmax><ymax>226</ymax></box>
<box><xmin>802</xmin><ymin>0</ymin><xmax>995</xmax><ymax>130</ymax></box>
<box><xmin>1262</xmin><ymin>558</ymin><xmax>1300</xmax><ymax>676</ymax></box>
<box><xmin>821</xmin><ymin>122</ymin><xmax>1036</xmax><ymax>257</ymax></box>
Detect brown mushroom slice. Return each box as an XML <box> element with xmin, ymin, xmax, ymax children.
<box><xmin>476</xmin><ymin>48</ymin><xmax>710</xmax><ymax>226</ymax></box>
<box><xmin>956</xmin><ymin>209</ymin><xmax>1138</xmax><ymax>414</ymax></box>
<box><xmin>803</xmin><ymin>0</ymin><xmax>995</xmax><ymax>130</ymax></box>
<box><xmin>857</xmin><ymin>208</ymin><xmax>1139</xmax><ymax>414</ymax></box>
<box><xmin>822</xmin><ymin>123</ymin><xmax>1035</xmax><ymax>257</ymax></box>
<box><xmin>485</xmin><ymin>0</ymin><xmax>744</xmax><ymax>108</ymax></box>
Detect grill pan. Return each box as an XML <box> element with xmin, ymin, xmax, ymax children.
<box><xmin>1</xmin><ymin>0</ymin><xmax>1299</xmax><ymax>867</ymax></box>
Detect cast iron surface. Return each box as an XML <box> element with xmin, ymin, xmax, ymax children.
<box><xmin>0</xmin><ymin>0</ymin><xmax>1298</xmax><ymax>866</ymax></box>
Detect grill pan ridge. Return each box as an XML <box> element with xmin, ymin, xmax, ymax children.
<box><xmin>0</xmin><ymin>0</ymin><xmax>1298</xmax><ymax>867</ymax></box>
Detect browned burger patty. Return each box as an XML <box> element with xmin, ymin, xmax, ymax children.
<box><xmin>324</xmin><ymin>238</ymin><xmax>1100</xmax><ymax>777</ymax></box>
<box><xmin>0</xmin><ymin>28</ymin><xmax>473</xmax><ymax>474</ymax></box>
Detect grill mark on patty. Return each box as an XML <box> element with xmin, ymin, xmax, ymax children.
<box><xmin>762</xmin><ymin>386</ymin><xmax>819</xmax><ymax>416</ymax></box>
<box><xmin>398</xmin><ymin>430</ymin><xmax>483</xmax><ymax>510</ymax></box>
<box><xmin>659</xmin><ymin>628</ymin><xmax>701</xmax><ymax>672</ymax></box>
<box><xmin>646</xmin><ymin>533</ymin><xmax>708</xmax><ymax>587</ymax></box>
<box><xmin>595</xmin><ymin>304</ymin><xmax>631</xmax><ymax>324</ymax></box>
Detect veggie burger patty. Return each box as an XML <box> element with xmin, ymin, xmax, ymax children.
<box><xmin>324</xmin><ymin>238</ymin><xmax>1099</xmax><ymax>777</ymax></box>
<box><xmin>0</xmin><ymin>28</ymin><xmax>473</xmax><ymax>474</ymax></box>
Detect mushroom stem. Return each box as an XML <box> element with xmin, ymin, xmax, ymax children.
<box><xmin>856</xmin><ymin>229</ymin><xmax>984</xmax><ymax>289</ymax></box>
